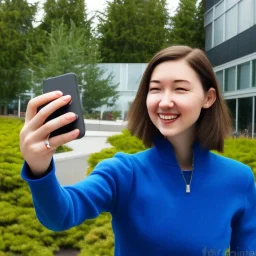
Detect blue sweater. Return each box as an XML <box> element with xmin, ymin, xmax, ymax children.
<box><xmin>21</xmin><ymin>136</ymin><xmax>256</xmax><ymax>255</ymax></box>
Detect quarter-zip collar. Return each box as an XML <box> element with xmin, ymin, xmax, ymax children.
<box><xmin>152</xmin><ymin>135</ymin><xmax>210</xmax><ymax>171</ymax></box>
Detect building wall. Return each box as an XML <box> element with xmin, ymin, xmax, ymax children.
<box><xmin>205</xmin><ymin>0</ymin><xmax>256</xmax><ymax>138</ymax></box>
<box><xmin>205</xmin><ymin>0</ymin><xmax>256</xmax><ymax>66</ymax></box>
<box><xmin>98</xmin><ymin>63</ymin><xmax>147</xmax><ymax>120</ymax></box>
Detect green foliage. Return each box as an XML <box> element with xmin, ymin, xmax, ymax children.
<box><xmin>30</xmin><ymin>20</ymin><xmax>119</xmax><ymax>114</ymax></box>
<box><xmin>1</xmin><ymin>116</ymin><xmax>255</xmax><ymax>255</ymax></box>
<box><xmin>82</xmin><ymin>64</ymin><xmax>120</xmax><ymax>114</ymax></box>
<box><xmin>0</xmin><ymin>116</ymin><xmax>78</xmax><ymax>255</ymax></box>
<box><xmin>102</xmin><ymin>111</ymin><xmax>121</xmax><ymax>120</ymax></box>
<box><xmin>0</xmin><ymin>0</ymin><xmax>37</xmax><ymax>114</ymax></box>
<box><xmin>41</xmin><ymin>0</ymin><xmax>91</xmax><ymax>35</ymax></box>
<box><xmin>169</xmin><ymin>0</ymin><xmax>205</xmax><ymax>49</ymax></box>
<box><xmin>83</xmin><ymin>111</ymin><xmax>101</xmax><ymax>120</ymax></box>
<box><xmin>214</xmin><ymin>138</ymin><xmax>256</xmax><ymax>175</ymax></box>
<box><xmin>97</xmin><ymin>0</ymin><xmax>169</xmax><ymax>63</ymax></box>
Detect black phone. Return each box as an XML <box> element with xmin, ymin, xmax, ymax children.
<box><xmin>38</xmin><ymin>73</ymin><xmax>85</xmax><ymax>139</ymax></box>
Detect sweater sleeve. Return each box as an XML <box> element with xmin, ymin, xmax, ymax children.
<box><xmin>230</xmin><ymin>167</ymin><xmax>256</xmax><ymax>252</ymax></box>
<box><xmin>20</xmin><ymin>152</ymin><xmax>133</xmax><ymax>231</ymax></box>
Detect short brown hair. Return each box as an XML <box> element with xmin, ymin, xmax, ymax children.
<box><xmin>126</xmin><ymin>45</ymin><xmax>232</xmax><ymax>152</ymax></box>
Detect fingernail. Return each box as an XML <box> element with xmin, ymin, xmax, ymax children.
<box><xmin>69</xmin><ymin>100</ymin><xmax>72</xmax><ymax>105</ymax></box>
<box><xmin>63</xmin><ymin>95</ymin><xmax>71</xmax><ymax>101</ymax></box>
<box><xmin>66</xmin><ymin>113</ymin><xmax>76</xmax><ymax>120</ymax></box>
<box><xmin>56</xmin><ymin>91</ymin><xmax>63</xmax><ymax>96</ymax></box>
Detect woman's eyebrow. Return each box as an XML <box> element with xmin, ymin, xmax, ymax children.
<box><xmin>150</xmin><ymin>80</ymin><xmax>161</xmax><ymax>83</ymax></box>
<box><xmin>149</xmin><ymin>79</ymin><xmax>191</xmax><ymax>84</ymax></box>
<box><xmin>174</xmin><ymin>79</ymin><xmax>191</xmax><ymax>84</ymax></box>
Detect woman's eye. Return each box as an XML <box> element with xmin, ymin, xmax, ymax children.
<box><xmin>176</xmin><ymin>88</ymin><xmax>186</xmax><ymax>91</ymax></box>
<box><xmin>149</xmin><ymin>88</ymin><xmax>159</xmax><ymax>91</ymax></box>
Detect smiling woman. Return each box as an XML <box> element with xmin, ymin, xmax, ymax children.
<box><xmin>20</xmin><ymin>45</ymin><xmax>256</xmax><ymax>256</ymax></box>
<box><xmin>127</xmin><ymin>46</ymin><xmax>231</xmax><ymax>153</ymax></box>
<box><xmin>147</xmin><ymin>59</ymin><xmax>217</xmax><ymax>158</ymax></box>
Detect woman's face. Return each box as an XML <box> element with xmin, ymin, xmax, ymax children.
<box><xmin>146</xmin><ymin>59</ymin><xmax>215</xmax><ymax>141</ymax></box>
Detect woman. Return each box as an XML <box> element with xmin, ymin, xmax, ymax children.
<box><xmin>20</xmin><ymin>46</ymin><xmax>256</xmax><ymax>255</ymax></box>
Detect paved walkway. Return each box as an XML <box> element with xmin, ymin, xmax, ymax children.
<box><xmin>53</xmin><ymin>131</ymin><xmax>121</xmax><ymax>186</ymax></box>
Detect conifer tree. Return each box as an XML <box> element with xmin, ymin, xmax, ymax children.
<box><xmin>41</xmin><ymin>0</ymin><xmax>91</xmax><ymax>36</ymax></box>
<box><xmin>31</xmin><ymin>21</ymin><xmax>119</xmax><ymax>114</ymax></box>
<box><xmin>169</xmin><ymin>0</ymin><xmax>205</xmax><ymax>49</ymax></box>
<box><xmin>98</xmin><ymin>0</ymin><xmax>169</xmax><ymax>63</ymax></box>
<box><xmin>194</xmin><ymin>0</ymin><xmax>205</xmax><ymax>50</ymax></box>
<box><xmin>0</xmin><ymin>0</ymin><xmax>37</xmax><ymax>115</ymax></box>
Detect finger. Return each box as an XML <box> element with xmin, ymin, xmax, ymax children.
<box><xmin>34</xmin><ymin>111</ymin><xmax>78</xmax><ymax>140</ymax></box>
<box><xmin>25</xmin><ymin>91</ymin><xmax>63</xmax><ymax>124</ymax></box>
<box><xmin>43</xmin><ymin>129</ymin><xmax>80</xmax><ymax>150</ymax></box>
<box><xmin>28</xmin><ymin>94</ymin><xmax>72</xmax><ymax>131</ymax></box>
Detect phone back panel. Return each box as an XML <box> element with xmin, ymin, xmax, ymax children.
<box><xmin>42</xmin><ymin>73</ymin><xmax>85</xmax><ymax>139</ymax></box>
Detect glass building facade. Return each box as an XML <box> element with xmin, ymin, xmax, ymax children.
<box><xmin>205</xmin><ymin>0</ymin><xmax>256</xmax><ymax>50</ymax></box>
<box><xmin>97</xmin><ymin>63</ymin><xmax>147</xmax><ymax>120</ymax></box>
<box><xmin>205</xmin><ymin>0</ymin><xmax>256</xmax><ymax>138</ymax></box>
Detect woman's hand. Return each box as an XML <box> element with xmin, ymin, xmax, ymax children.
<box><xmin>20</xmin><ymin>91</ymin><xmax>80</xmax><ymax>177</ymax></box>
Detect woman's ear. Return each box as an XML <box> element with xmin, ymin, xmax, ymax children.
<box><xmin>202</xmin><ymin>88</ymin><xmax>216</xmax><ymax>109</ymax></box>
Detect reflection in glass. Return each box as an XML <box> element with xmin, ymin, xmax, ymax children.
<box><xmin>225</xmin><ymin>67</ymin><xmax>236</xmax><ymax>92</ymax></box>
<box><xmin>205</xmin><ymin>9</ymin><xmax>213</xmax><ymax>26</ymax></box>
<box><xmin>98</xmin><ymin>64</ymin><xmax>121</xmax><ymax>89</ymax></box>
<box><xmin>226</xmin><ymin>0</ymin><xmax>238</xmax><ymax>10</ymax></box>
<box><xmin>225</xmin><ymin>6</ymin><xmax>237</xmax><ymax>40</ymax></box>
<box><xmin>226</xmin><ymin>99</ymin><xmax>236</xmax><ymax>132</ymax></box>
<box><xmin>128</xmin><ymin>64</ymin><xmax>143</xmax><ymax>90</ymax></box>
<box><xmin>215</xmin><ymin>1</ymin><xmax>224</xmax><ymax>18</ymax></box>
<box><xmin>253</xmin><ymin>60</ymin><xmax>256</xmax><ymax>87</ymax></box>
<box><xmin>255</xmin><ymin>0</ymin><xmax>256</xmax><ymax>24</ymax></box>
<box><xmin>216</xmin><ymin>71</ymin><xmax>223</xmax><ymax>92</ymax></box>
<box><xmin>214</xmin><ymin>15</ymin><xmax>224</xmax><ymax>46</ymax></box>
<box><xmin>205</xmin><ymin>24</ymin><xmax>212</xmax><ymax>51</ymax></box>
<box><xmin>238</xmin><ymin>0</ymin><xmax>252</xmax><ymax>33</ymax></box>
<box><xmin>237</xmin><ymin>62</ymin><xmax>250</xmax><ymax>90</ymax></box>
<box><xmin>238</xmin><ymin>97</ymin><xmax>253</xmax><ymax>137</ymax></box>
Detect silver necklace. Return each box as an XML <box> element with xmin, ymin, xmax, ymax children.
<box><xmin>180</xmin><ymin>154</ymin><xmax>194</xmax><ymax>194</ymax></box>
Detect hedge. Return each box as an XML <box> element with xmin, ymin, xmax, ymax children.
<box><xmin>1</xmin><ymin>116</ymin><xmax>255</xmax><ymax>255</ymax></box>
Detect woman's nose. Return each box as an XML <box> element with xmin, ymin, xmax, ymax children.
<box><xmin>159</xmin><ymin>94</ymin><xmax>174</xmax><ymax>108</ymax></box>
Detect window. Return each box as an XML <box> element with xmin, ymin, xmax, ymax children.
<box><xmin>225</xmin><ymin>67</ymin><xmax>236</xmax><ymax>92</ymax></box>
<box><xmin>120</xmin><ymin>64</ymin><xmax>127</xmax><ymax>90</ymax></box>
<box><xmin>216</xmin><ymin>71</ymin><xmax>224</xmax><ymax>92</ymax></box>
<box><xmin>214</xmin><ymin>15</ymin><xmax>224</xmax><ymax>46</ymax></box>
<box><xmin>127</xmin><ymin>64</ymin><xmax>143</xmax><ymax>90</ymax></box>
<box><xmin>238</xmin><ymin>97</ymin><xmax>253</xmax><ymax>137</ymax></box>
<box><xmin>254</xmin><ymin>96</ymin><xmax>256</xmax><ymax>138</ymax></box>
<box><xmin>205</xmin><ymin>23</ymin><xmax>212</xmax><ymax>51</ymax></box>
<box><xmin>215</xmin><ymin>1</ymin><xmax>224</xmax><ymax>18</ymax></box>
<box><xmin>255</xmin><ymin>0</ymin><xmax>256</xmax><ymax>24</ymax></box>
<box><xmin>253</xmin><ymin>60</ymin><xmax>256</xmax><ymax>87</ymax></box>
<box><xmin>238</xmin><ymin>0</ymin><xmax>252</xmax><ymax>33</ymax></box>
<box><xmin>226</xmin><ymin>99</ymin><xmax>236</xmax><ymax>130</ymax></box>
<box><xmin>226</xmin><ymin>6</ymin><xmax>237</xmax><ymax>40</ymax></box>
<box><xmin>205</xmin><ymin>9</ymin><xmax>213</xmax><ymax>26</ymax></box>
<box><xmin>237</xmin><ymin>62</ymin><xmax>250</xmax><ymax>90</ymax></box>
<box><xmin>226</xmin><ymin>0</ymin><xmax>238</xmax><ymax>10</ymax></box>
<box><xmin>99</xmin><ymin>64</ymin><xmax>121</xmax><ymax>89</ymax></box>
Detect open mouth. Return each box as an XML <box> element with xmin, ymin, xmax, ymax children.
<box><xmin>158</xmin><ymin>114</ymin><xmax>180</xmax><ymax>121</ymax></box>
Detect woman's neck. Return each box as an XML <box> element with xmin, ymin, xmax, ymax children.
<box><xmin>166</xmin><ymin>128</ymin><xmax>195</xmax><ymax>171</ymax></box>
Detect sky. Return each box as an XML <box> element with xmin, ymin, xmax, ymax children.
<box><xmin>28</xmin><ymin>0</ymin><xmax>180</xmax><ymax>26</ymax></box>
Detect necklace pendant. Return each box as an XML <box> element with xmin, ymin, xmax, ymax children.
<box><xmin>186</xmin><ymin>185</ymin><xmax>190</xmax><ymax>193</ymax></box>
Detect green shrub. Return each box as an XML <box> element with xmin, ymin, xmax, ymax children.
<box><xmin>83</xmin><ymin>112</ymin><xmax>101</xmax><ymax>120</ymax></box>
<box><xmin>1</xmin><ymin>116</ymin><xmax>255</xmax><ymax>255</ymax></box>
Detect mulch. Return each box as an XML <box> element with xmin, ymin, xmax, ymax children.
<box><xmin>54</xmin><ymin>248</ymin><xmax>80</xmax><ymax>256</ymax></box>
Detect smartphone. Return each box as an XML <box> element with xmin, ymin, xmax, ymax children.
<box><xmin>38</xmin><ymin>73</ymin><xmax>85</xmax><ymax>139</ymax></box>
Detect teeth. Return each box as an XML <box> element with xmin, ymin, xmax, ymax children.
<box><xmin>159</xmin><ymin>114</ymin><xmax>179</xmax><ymax>120</ymax></box>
